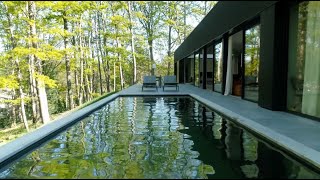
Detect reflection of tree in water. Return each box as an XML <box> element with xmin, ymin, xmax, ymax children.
<box><xmin>2</xmin><ymin>97</ymin><xmax>320</xmax><ymax>179</ymax></box>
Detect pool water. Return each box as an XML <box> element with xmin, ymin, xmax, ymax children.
<box><xmin>0</xmin><ymin>97</ymin><xmax>319</xmax><ymax>179</ymax></box>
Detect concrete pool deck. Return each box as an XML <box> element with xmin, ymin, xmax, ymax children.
<box><xmin>1</xmin><ymin>84</ymin><xmax>320</xmax><ymax>172</ymax></box>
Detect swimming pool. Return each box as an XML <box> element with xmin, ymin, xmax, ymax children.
<box><xmin>0</xmin><ymin>96</ymin><xmax>319</xmax><ymax>178</ymax></box>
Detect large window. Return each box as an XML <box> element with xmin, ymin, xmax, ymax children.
<box><xmin>244</xmin><ymin>24</ymin><xmax>260</xmax><ymax>102</ymax></box>
<box><xmin>206</xmin><ymin>45</ymin><xmax>214</xmax><ymax>91</ymax></box>
<box><xmin>199</xmin><ymin>50</ymin><xmax>204</xmax><ymax>88</ymax></box>
<box><xmin>287</xmin><ymin>1</ymin><xmax>320</xmax><ymax>118</ymax></box>
<box><xmin>185</xmin><ymin>57</ymin><xmax>194</xmax><ymax>84</ymax></box>
<box><xmin>214</xmin><ymin>42</ymin><xmax>223</xmax><ymax>92</ymax></box>
<box><xmin>195</xmin><ymin>53</ymin><xmax>200</xmax><ymax>87</ymax></box>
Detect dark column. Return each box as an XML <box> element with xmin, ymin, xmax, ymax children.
<box><xmin>203</xmin><ymin>46</ymin><xmax>207</xmax><ymax>89</ymax></box>
<box><xmin>194</xmin><ymin>52</ymin><xmax>196</xmax><ymax>86</ymax></box>
<box><xmin>222</xmin><ymin>34</ymin><xmax>229</xmax><ymax>94</ymax></box>
<box><xmin>179</xmin><ymin>60</ymin><xmax>185</xmax><ymax>83</ymax></box>
<box><xmin>183</xmin><ymin>58</ymin><xmax>186</xmax><ymax>83</ymax></box>
<box><xmin>174</xmin><ymin>62</ymin><xmax>177</xmax><ymax>77</ymax></box>
<box><xmin>259</xmin><ymin>2</ymin><xmax>289</xmax><ymax>110</ymax></box>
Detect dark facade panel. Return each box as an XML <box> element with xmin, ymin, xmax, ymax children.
<box><xmin>259</xmin><ymin>5</ymin><xmax>276</xmax><ymax>109</ymax></box>
<box><xmin>174</xmin><ymin>1</ymin><xmax>277</xmax><ymax>62</ymax></box>
<box><xmin>259</xmin><ymin>2</ymin><xmax>289</xmax><ymax>110</ymax></box>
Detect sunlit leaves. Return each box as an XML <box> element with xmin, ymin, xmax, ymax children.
<box><xmin>34</xmin><ymin>73</ymin><xmax>57</xmax><ymax>88</ymax></box>
<box><xmin>0</xmin><ymin>75</ymin><xmax>19</xmax><ymax>89</ymax></box>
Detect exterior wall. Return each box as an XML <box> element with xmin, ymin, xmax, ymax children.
<box><xmin>174</xmin><ymin>1</ymin><xmax>294</xmax><ymax>111</ymax></box>
<box><xmin>174</xmin><ymin>1</ymin><xmax>277</xmax><ymax>62</ymax></box>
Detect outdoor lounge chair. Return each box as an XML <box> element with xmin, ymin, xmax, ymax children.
<box><xmin>163</xmin><ymin>75</ymin><xmax>179</xmax><ymax>91</ymax></box>
<box><xmin>142</xmin><ymin>76</ymin><xmax>158</xmax><ymax>91</ymax></box>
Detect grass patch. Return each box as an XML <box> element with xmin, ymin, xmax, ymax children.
<box><xmin>0</xmin><ymin>91</ymin><xmax>117</xmax><ymax>146</ymax></box>
<box><xmin>0</xmin><ymin>121</ymin><xmax>41</xmax><ymax>146</ymax></box>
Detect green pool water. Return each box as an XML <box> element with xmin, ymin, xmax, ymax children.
<box><xmin>0</xmin><ymin>97</ymin><xmax>319</xmax><ymax>179</ymax></box>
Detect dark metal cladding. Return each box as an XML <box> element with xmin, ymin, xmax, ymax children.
<box><xmin>174</xmin><ymin>1</ymin><xmax>277</xmax><ymax>62</ymax></box>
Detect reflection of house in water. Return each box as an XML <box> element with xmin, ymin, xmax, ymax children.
<box><xmin>225</xmin><ymin>121</ymin><xmax>242</xmax><ymax>161</ymax></box>
<box><xmin>142</xmin><ymin>97</ymin><xmax>157</xmax><ymax>105</ymax></box>
<box><xmin>175</xmin><ymin>97</ymin><xmax>320</xmax><ymax>178</ymax></box>
<box><xmin>240</xmin><ymin>132</ymin><xmax>259</xmax><ymax>178</ymax></box>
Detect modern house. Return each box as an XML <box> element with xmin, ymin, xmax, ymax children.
<box><xmin>174</xmin><ymin>1</ymin><xmax>320</xmax><ymax>120</ymax></box>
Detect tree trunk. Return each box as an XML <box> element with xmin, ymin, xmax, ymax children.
<box><xmin>116</xmin><ymin>37</ymin><xmax>124</xmax><ymax>90</ymax></box>
<box><xmin>16</xmin><ymin>60</ymin><xmax>29</xmax><ymax>132</ymax></box>
<box><xmin>106</xmin><ymin>60</ymin><xmax>110</xmax><ymax>92</ymax></box>
<box><xmin>28</xmin><ymin>57</ymin><xmax>39</xmax><ymax>124</ymax></box>
<box><xmin>183</xmin><ymin>1</ymin><xmax>187</xmax><ymax>40</ymax></box>
<box><xmin>79</xmin><ymin>17</ymin><xmax>84</xmax><ymax>105</ymax></box>
<box><xmin>113</xmin><ymin>62</ymin><xmax>116</xmax><ymax>92</ymax></box>
<box><xmin>96</xmin><ymin>10</ymin><xmax>104</xmax><ymax>95</ymax></box>
<box><xmin>79</xmin><ymin>57</ymin><xmax>84</xmax><ymax>105</ymax></box>
<box><xmin>5</xmin><ymin>4</ymin><xmax>28</xmax><ymax>130</ymax></box>
<box><xmin>29</xmin><ymin>1</ymin><xmax>50</xmax><ymax>124</ymax></box>
<box><xmin>10</xmin><ymin>88</ymin><xmax>17</xmax><ymax>127</ymax></box>
<box><xmin>63</xmin><ymin>11</ymin><xmax>74</xmax><ymax>110</ymax></box>
<box><xmin>27</xmin><ymin>1</ymin><xmax>39</xmax><ymax>124</ymax></box>
<box><xmin>74</xmin><ymin>70</ymin><xmax>79</xmax><ymax>105</ymax></box>
<box><xmin>120</xmin><ymin>62</ymin><xmax>124</xmax><ymax>90</ymax></box>
<box><xmin>167</xmin><ymin>25</ymin><xmax>172</xmax><ymax>75</ymax></box>
<box><xmin>36</xmin><ymin>77</ymin><xmax>50</xmax><ymax>124</ymax></box>
<box><xmin>127</xmin><ymin>1</ymin><xmax>137</xmax><ymax>84</ymax></box>
<box><xmin>148</xmin><ymin>39</ymin><xmax>154</xmax><ymax>75</ymax></box>
<box><xmin>91</xmin><ymin>15</ymin><xmax>103</xmax><ymax>95</ymax></box>
<box><xmin>71</xmin><ymin>22</ymin><xmax>79</xmax><ymax>106</ymax></box>
<box><xmin>102</xmin><ymin>27</ymin><xmax>110</xmax><ymax>92</ymax></box>
<box><xmin>11</xmin><ymin>104</ymin><xmax>17</xmax><ymax>128</ymax></box>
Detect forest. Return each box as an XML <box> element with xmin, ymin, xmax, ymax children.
<box><xmin>0</xmin><ymin>1</ymin><xmax>216</xmax><ymax>144</ymax></box>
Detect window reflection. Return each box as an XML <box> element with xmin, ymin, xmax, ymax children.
<box><xmin>184</xmin><ymin>57</ymin><xmax>194</xmax><ymax>85</ymax></box>
<box><xmin>287</xmin><ymin>1</ymin><xmax>320</xmax><ymax>118</ymax></box>
<box><xmin>199</xmin><ymin>49</ymin><xmax>204</xmax><ymax>88</ymax></box>
<box><xmin>244</xmin><ymin>24</ymin><xmax>260</xmax><ymax>102</ymax></box>
<box><xmin>214</xmin><ymin>42</ymin><xmax>223</xmax><ymax>92</ymax></box>
<box><xmin>195</xmin><ymin>53</ymin><xmax>200</xmax><ymax>87</ymax></box>
<box><xmin>206</xmin><ymin>45</ymin><xmax>214</xmax><ymax>91</ymax></box>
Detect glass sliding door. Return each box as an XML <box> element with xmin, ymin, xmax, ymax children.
<box><xmin>206</xmin><ymin>45</ymin><xmax>214</xmax><ymax>91</ymax></box>
<box><xmin>287</xmin><ymin>1</ymin><xmax>320</xmax><ymax>118</ymax></box>
<box><xmin>185</xmin><ymin>57</ymin><xmax>194</xmax><ymax>84</ymax></box>
<box><xmin>195</xmin><ymin>53</ymin><xmax>200</xmax><ymax>87</ymax></box>
<box><xmin>214</xmin><ymin>42</ymin><xmax>223</xmax><ymax>93</ymax></box>
<box><xmin>244</xmin><ymin>24</ymin><xmax>260</xmax><ymax>102</ymax></box>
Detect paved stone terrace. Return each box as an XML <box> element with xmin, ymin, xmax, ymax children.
<box><xmin>1</xmin><ymin>83</ymin><xmax>320</xmax><ymax>172</ymax></box>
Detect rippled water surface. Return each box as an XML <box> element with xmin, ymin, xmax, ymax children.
<box><xmin>1</xmin><ymin>97</ymin><xmax>320</xmax><ymax>179</ymax></box>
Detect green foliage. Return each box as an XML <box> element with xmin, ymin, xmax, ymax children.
<box><xmin>0</xmin><ymin>75</ymin><xmax>19</xmax><ymax>89</ymax></box>
<box><xmin>0</xmin><ymin>0</ymin><xmax>213</xmax><ymax>144</ymax></box>
<box><xmin>34</xmin><ymin>73</ymin><xmax>57</xmax><ymax>88</ymax></box>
